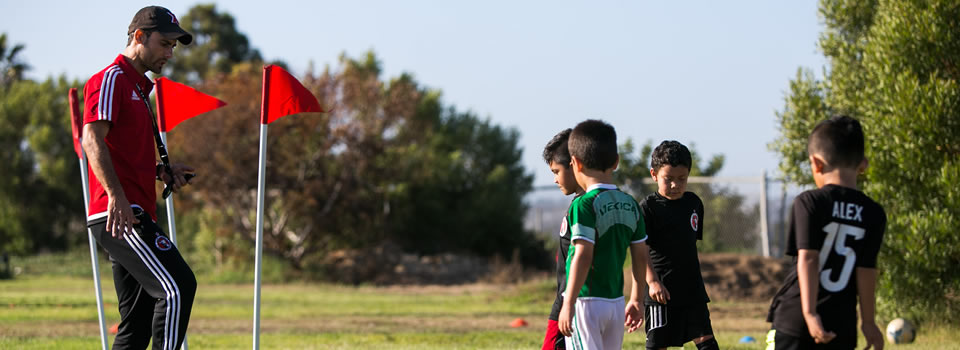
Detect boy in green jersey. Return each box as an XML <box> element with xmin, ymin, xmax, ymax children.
<box><xmin>558</xmin><ymin>119</ymin><xmax>650</xmax><ymax>350</ymax></box>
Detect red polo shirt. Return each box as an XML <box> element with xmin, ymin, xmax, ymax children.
<box><xmin>83</xmin><ymin>54</ymin><xmax>158</xmax><ymax>220</ymax></box>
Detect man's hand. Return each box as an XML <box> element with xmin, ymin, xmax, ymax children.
<box><xmin>558</xmin><ymin>302</ymin><xmax>574</xmax><ymax>337</ymax></box>
<box><xmin>624</xmin><ymin>299</ymin><xmax>643</xmax><ymax>333</ymax></box>
<box><xmin>648</xmin><ymin>280</ymin><xmax>671</xmax><ymax>305</ymax></box>
<box><xmin>159</xmin><ymin>163</ymin><xmax>195</xmax><ymax>192</ymax></box>
<box><xmin>106</xmin><ymin>195</ymin><xmax>138</xmax><ymax>239</ymax></box>
<box><xmin>861</xmin><ymin>322</ymin><xmax>884</xmax><ymax>350</ymax></box>
<box><xmin>804</xmin><ymin>313</ymin><xmax>836</xmax><ymax>344</ymax></box>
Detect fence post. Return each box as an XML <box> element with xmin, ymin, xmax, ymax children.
<box><xmin>759</xmin><ymin>169</ymin><xmax>770</xmax><ymax>257</ymax></box>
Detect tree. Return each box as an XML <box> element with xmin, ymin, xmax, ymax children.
<box><xmin>168</xmin><ymin>51</ymin><xmax>541</xmax><ymax>275</ymax></box>
<box><xmin>0</xmin><ymin>76</ymin><xmax>85</xmax><ymax>255</ymax></box>
<box><xmin>0</xmin><ymin>33</ymin><xmax>29</xmax><ymax>87</ymax></box>
<box><xmin>770</xmin><ymin>0</ymin><xmax>960</xmax><ymax>321</ymax></box>
<box><xmin>165</xmin><ymin>4</ymin><xmax>262</xmax><ymax>83</ymax></box>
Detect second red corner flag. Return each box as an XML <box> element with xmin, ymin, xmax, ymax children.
<box><xmin>260</xmin><ymin>65</ymin><xmax>324</xmax><ymax>124</ymax></box>
<box><xmin>155</xmin><ymin>77</ymin><xmax>227</xmax><ymax>132</ymax></box>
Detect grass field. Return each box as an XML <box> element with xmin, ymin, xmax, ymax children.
<box><xmin>1</xmin><ymin>256</ymin><xmax>958</xmax><ymax>349</ymax></box>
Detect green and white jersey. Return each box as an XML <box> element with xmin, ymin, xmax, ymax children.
<box><xmin>565</xmin><ymin>184</ymin><xmax>647</xmax><ymax>299</ymax></box>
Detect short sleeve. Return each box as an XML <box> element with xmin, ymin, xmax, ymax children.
<box><xmin>83</xmin><ymin>69</ymin><xmax>124</xmax><ymax>125</ymax></box>
<box><xmin>791</xmin><ymin>193</ymin><xmax>818</xmax><ymax>251</ymax></box>
<box><xmin>696</xmin><ymin>197</ymin><xmax>705</xmax><ymax>241</ymax></box>
<box><xmin>569</xmin><ymin>196</ymin><xmax>597</xmax><ymax>243</ymax></box>
<box><xmin>640</xmin><ymin>198</ymin><xmax>656</xmax><ymax>240</ymax></box>
<box><xmin>856</xmin><ymin>204</ymin><xmax>887</xmax><ymax>268</ymax></box>
<box><xmin>631</xmin><ymin>209</ymin><xmax>647</xmax><ymax>243</ymax></box>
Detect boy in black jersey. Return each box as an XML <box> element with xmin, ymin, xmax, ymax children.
<box><xmin>634</xmin><ymin>140</ymin><xmax>718</xmax><ymax>350</ymax></box>
<box><xmin>766</xmin><ymin>116</ymin><xmax>886</xmax><ymax>350</ymax></box>
<box><xmin>539</xmin><ymin>129</ymin><xmax>584</xmax><ymax>350</ymax></box>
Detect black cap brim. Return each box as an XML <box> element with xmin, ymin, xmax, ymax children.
<box><xmin>159</xmin><ymin>27</ymin><xmax>193</xmax><ymax>45</ymax></box>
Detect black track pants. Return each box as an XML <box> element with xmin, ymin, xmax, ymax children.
<box><xmin>88</xmin><ymin>208</ymin><xmax>196</xmax><ymax>350</ymax></box>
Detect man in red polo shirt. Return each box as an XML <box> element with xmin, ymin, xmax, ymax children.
<box><xmin>82</xmin><ymin>6</ymin><xmax>197</xmax><ymax>350</ymax></box>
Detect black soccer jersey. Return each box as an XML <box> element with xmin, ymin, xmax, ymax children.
<box><xmin>768</xmin><ymin>185</ymin><xmax>886</xmax><ymax>348</ymax></box>
<box><xmin>549</xmin><ymin>194</ymin><xmax>578</xmax><ymax>321</ymax></box>
<box><xmin>640</xmin><ymin>191</ymin><xmax>709</xmax><ymax>306</ymax></box>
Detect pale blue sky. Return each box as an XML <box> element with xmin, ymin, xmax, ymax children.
<box><xmin>2</xmin><ymin>1</ymin><xmax>826</xmax><ymax>186</ymax></box>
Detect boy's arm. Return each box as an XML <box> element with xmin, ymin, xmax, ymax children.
<box><xmin>625</xmin><ymin>242</ymin><xmax>649</xmax><ymax>332</ymax></box>
<box><xmin>645</xmin><ymin>252</ymin><xmax>669</xmax><ymax>304</ymax></box>
<box><xmin>558</xmin><ymin>240</ymin><xmax>594</xmax><ymax>337</ymax></box>
<box><xmin>798</xmin><ymin>249</ymin><xmax>836</xmax><ymax>344</ymax></box>
<box><xmin>857</xmin><ymin>267</ymin><xmax>884</xmax><ymax>350</ymax></box>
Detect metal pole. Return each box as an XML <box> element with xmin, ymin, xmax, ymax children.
<box><xmin>159</xmin><ymin>131</ymin><xmax>188</xmax><ymax>350</ymax></box>
<box><xmin>252</xmin><ymin>124</ymin><xmax>268</xmax><ymax>350</ymax></box>
<box><xmin>160</xmin><ymin>132</ymin><xmax>178</xmax><ymax>245</ymax></box>
<box><xmin>80</xmin><ymin>148</ymin><xmax>110</xmax><ymax>350</ymax></box>
<box><xmin>759</xmin><ymin>169</ymin><xmax>770</xmax><ymax>257</ymax></box>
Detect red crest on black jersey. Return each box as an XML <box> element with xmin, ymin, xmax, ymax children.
<box><xmin>690</xmin><ymin>212</ymin><xmax>699</xmax><ymax>231</ymax></box>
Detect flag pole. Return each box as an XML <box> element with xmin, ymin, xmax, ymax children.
<box><xmin>159</xmin><ymin>132</ymin><xmax>179</xmax><ymax>245</ymax></box>
<box><xmin>252</xmin><ymin>66</ymin><xmax>271</xmax><ymax>350</ymax></box>
<box><xmin>81</xmin><ymin>149</ymin><xmax>110</xmax><ymax>350</ymax></box>
<box><xmin>159</xmin><ymin>131</ymin><xmax>188</xmax><ymax>350</ymax></box>
<box><xmin>71</xmin><ymin>88</ymin><xmax>109</xmax><ymax>350</ymax></box>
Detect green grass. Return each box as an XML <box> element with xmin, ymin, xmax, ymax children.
<box><xmin>2</xmin><ymin>253</ymin><xmax>959</xmax><ymax>349</ymax></box>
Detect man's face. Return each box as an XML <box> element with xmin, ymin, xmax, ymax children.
<box><xmin>651</xmin><ymin>164</ymin><xmax>689</xmax><ymax>200</ymax></box>
<box><xmin>550</xmin><ymin>161</ymin><xmax>580</xmax><ymax>196</ymax></box>
<box><xmin>139</xmin><ymin>31</ymin><xmax>177</xmax><ymax>74</ymax></box>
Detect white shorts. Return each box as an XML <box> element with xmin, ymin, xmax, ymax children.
<box><xmin>565</xmin><ymin>296</ymin><xmax>625</xmax><ymax>350</ymax></box>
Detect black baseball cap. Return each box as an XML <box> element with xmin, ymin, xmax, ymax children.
<box><xmin>128</xmin><ymin>6</ymin><xmax>193</xmax><ymax>45</ymax></box>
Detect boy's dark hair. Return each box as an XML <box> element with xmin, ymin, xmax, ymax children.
<box><xmin>543</xmin><ymin>128</ymin><xmax>573</xmax><ymax>167</ymax></box>
<box><xmin>650</xmin><ymin>140</ymin><xmax>692</xmax><ymax>171</ymax></box>
<box><xmin>808</xmin><ymin>115</ymin><xmax>865</xmax><ymax>169</ymax></box>
<box><xmin>568</xmin><ymin>119</ymin><xmax>618</xmax><ymax>171</ymax></box>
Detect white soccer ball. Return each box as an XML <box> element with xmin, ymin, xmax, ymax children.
<box><xmin>885</xmin><ymin>318</ymin><xmax>915</xmax><ymax>344</ymax></box>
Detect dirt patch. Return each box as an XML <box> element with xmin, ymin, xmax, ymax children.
<box><xmin>325</xmin><ymin>244</ymin><xmax>792</xmax><ymax>302</ymax></box>
<box><xmin>699</xmin><ymin>253</ymin><xmax>791</xmax><ymax>302</ymax></box>
<box><xmin>322</xmin><ymin>242</ymin><xmax>518</xmax><ymax>285</ymax></box>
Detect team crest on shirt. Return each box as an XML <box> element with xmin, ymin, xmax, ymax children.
<box><xmin>155</xmin><ymin>235</ymin><xmax>173</xmax><ymax>251</ymax></box>
<box><xmin>559</xmin><ymin>217</ymin><xmax>569</xmax><ymax>237</ymax></box>
<box><xmin>690</xmin><ymin>211</ymin><xmax>699</xmax><ymax>231</ymax></box>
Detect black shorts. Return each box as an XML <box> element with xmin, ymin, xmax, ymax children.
<box><xmin>644</xmin><ymin>303</ymin><xmax>713</xmax><ymax>349</ymax></box>
<box><xmin>767</xmin><ymin>329</ymin><xmax>855</xmax><ymax>350</ymax></box>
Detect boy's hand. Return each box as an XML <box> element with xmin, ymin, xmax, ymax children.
<box><xmin>647</xmin><ymin>280</ymin><xmax>670</xmax><ymax>305</ymax></box>
<box><xmin>624</xmin><ymin>300</ymin><xmax>643</xmax><ymax>333</ymax></box>
<box><xmin>558</xmin><ymin>302</ymin><xmax>574</xmax><ymax>337</ymax></box>
<box><xmin>861</xmin><ymin>322</ymin><xmax>884</xmax><ymax>350</ymax></box>
<box><xmin>804</xmin><ymin>313</ymin><xmax>836</xmax><ymax>344</ymax></box>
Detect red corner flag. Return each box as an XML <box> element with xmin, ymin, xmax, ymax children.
<box><xmin>155</xmin><ymin>77</ymin><xmax>226</xmax><ymax>132</ymax></box>
<box><xmin>68</xmin><ymin>88</ymin><xmax>83</xmax><ymax>159</ymax></box>
<box><xmin>260</xmin><ymin>65</ymin><xmax>323</xmax><ymax>124</ymax></box>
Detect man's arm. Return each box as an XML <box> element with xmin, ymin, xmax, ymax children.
<box><xmin>558</xmin><ymin>240</ymin><xmax>594</xmax><ymax>337</ymax></box>
<box><xmin>625</xmin><ymin>242</ymin><xmax>649</xmax><ymax>332</ymax></box>
<box><xmin>798</xmin><ymin>249</ymin><xmax>836</xmax><ymax>344</ymax></box>
<box><xmin>857</xmin><ymin>267</ymin><xmax>884</xmax><ymax>350</ymax></box>
<box><xmin>82</xmin><ymin>121</ymin><xmax>138</xmax><ymax>238</ymax></box>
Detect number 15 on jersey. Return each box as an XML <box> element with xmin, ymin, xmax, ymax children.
<box><xmin>819</xmin><ymin>222</ymin><xmax>865</xmax><ymax>292</ymax></box>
